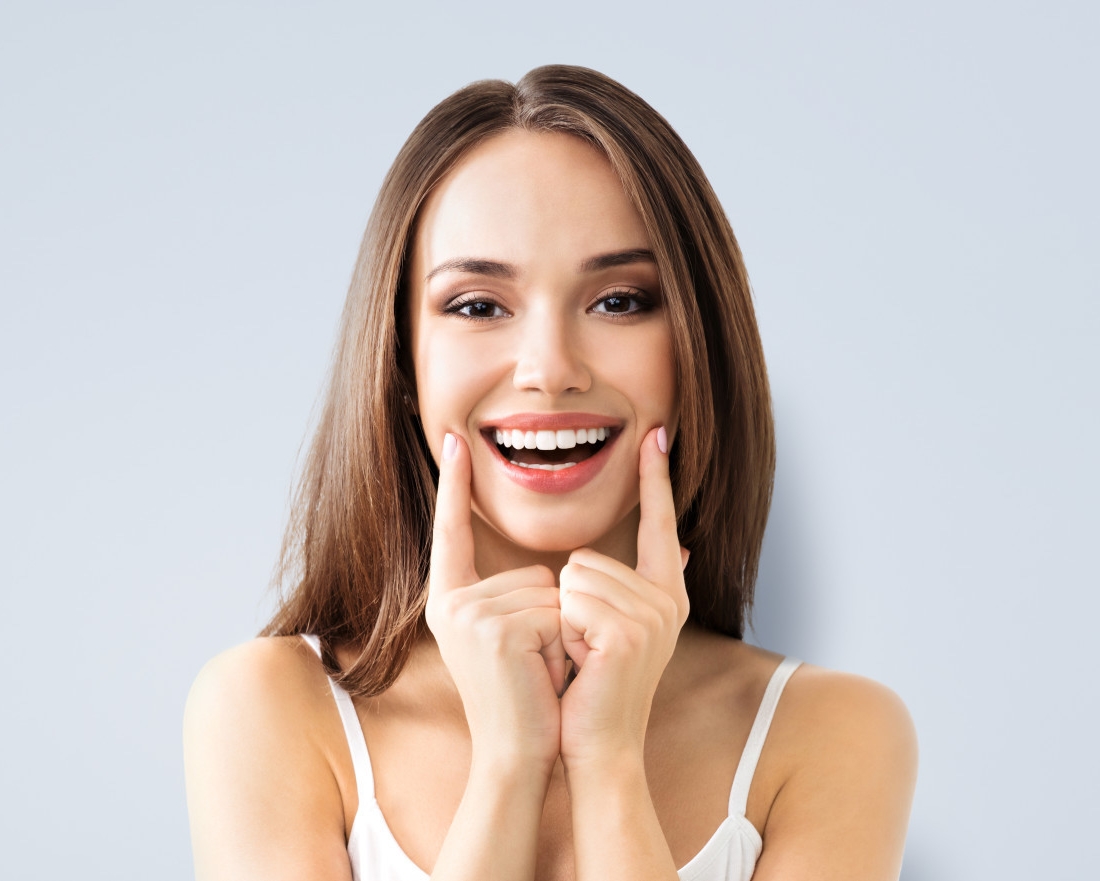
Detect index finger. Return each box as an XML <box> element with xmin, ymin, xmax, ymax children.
<box><xmin>429</xmin><ymin>432</ymin><xmax>479</xmax><ymax>592</ymax></box>
<box><xmin>635</xmin><ymin>425</ymin><xmax>683</xmax><ymax>586</ymax></box>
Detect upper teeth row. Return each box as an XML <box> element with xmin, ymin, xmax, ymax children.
<box><xmin>494</xmin><ymin>427</ymin><xmax>609</xmax><ymax>450</ymax></box>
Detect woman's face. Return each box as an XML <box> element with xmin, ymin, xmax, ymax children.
<box><xmin>407</xmin><ymin>130</ymin><xmax>677</xmax><ymax>569</ymax></box>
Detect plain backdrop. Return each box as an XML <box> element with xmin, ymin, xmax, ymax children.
<box><xmin>2</xmin><ymin>2</ymin><xmax>1097</xmax><ymax>878</ymax></box>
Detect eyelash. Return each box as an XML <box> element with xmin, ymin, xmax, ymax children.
<box><xmin>442</xmin><ymin>289</ymin><xmax>656</xmax><ymax>322</ymax></box>
<box><xmin>590</xmin><ymin>289</ymin><xmax>656</xmax><ymax>318</ymax></box>
<box><xmin>442</xmin><ymin>296</ymin><xmax>507</xmax><ymax>321</ymax></box>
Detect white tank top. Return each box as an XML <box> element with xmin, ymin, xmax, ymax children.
<box><xmin>302</xmin><ymin>634</ymin><xmax>800</xmax><ymax>881</ymax></box>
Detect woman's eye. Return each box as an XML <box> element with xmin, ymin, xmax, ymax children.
<box><xmin>446</xmin><ymin>299</ymin><xmax>506</xmax><ymax>320</ymax></box>
<box><xmin>591</xmin><ymin>292</ymin><xmax>650</xmax><ymax>316</ymax></box>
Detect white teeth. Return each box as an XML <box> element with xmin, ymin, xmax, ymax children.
<box><xmin>513</xmin><ymin>461</ymin><xmax>578</xmax><ymax>471</ymax></box>
<box><xmin>556</xmin><ymin>429</ymin><xmax>576</xmax><ymax>449</ymax></box>
<box><xmin>494</xmin><ymin>426</ymin><xmax>611</xmax><ymax>451</ymax></box>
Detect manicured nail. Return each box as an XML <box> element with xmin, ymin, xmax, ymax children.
<box><xmin>657</xmin><ymin>425</ymin><xmax>668</xmax><ymax>454</ymax></box>
<box><xmin>442</xmin><ymin>432</ymin><xmax>457</xmax><ymax>460</ymax></box>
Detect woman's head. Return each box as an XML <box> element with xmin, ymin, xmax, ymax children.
<box><xmin>407</xmin><ymin>127</ymin><xmax>677</xmax><ymax>571</ymax></box>
<box><xmin>265</xmin><ymin>65</ymin><xmax>774</xmax><ymax>695</ymax></box>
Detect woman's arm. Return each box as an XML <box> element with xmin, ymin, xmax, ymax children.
<box><xmin>750</xmin><ymin>670</ymin><xmax>919</xmax><ymax>881</ymax></box>
<box><xmin>183</xmin><ymin>639</ymin><xmax>354</xmax><ymax>881</ymax></box>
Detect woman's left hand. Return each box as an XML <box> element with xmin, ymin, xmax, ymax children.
<box><xmin>558</xmin><ymin>426</ymin><xmax>690</xmax><ymax>769</ymax></box>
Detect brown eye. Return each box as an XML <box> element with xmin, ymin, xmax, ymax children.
<box><xmin>444</xmin><ymin>297</ymin><xmax>508</xmax><ymax>321</ymax></box>
<box><xmin>461</xmin><ymin>301</ymin><xmax>502</xmax><ymax>319</ymax></box>
<box><xmin>591</xmin><ymin>292</ymin><xmax>652</xmax><ymax>316</ymax></box>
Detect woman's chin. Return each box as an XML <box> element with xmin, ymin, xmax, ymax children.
<box><xmin>496</xmin><ymin>523</ymin><xmax>603</xmax><ymax>556</ymax></box>
<box><xmin>471</xmin><ymin>505</ymin><xmax>637</xmax><ymax>562</ymax></box>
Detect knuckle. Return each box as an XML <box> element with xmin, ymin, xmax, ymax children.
<box><xmin>649</xmin><ymin>503</ymin><xmax>674</xmax><ymax>524</ymax></box>
<box><xmin>428</xmin><ymin>591</ymin><xmax>464</xmax><ymax>627</ymax></box>
<box><xmin>653</xmin><ymin>589</ymin><xmax>680</xmax><ymax>624</ymax></box>
<box><xmin>568</xmin><ymin>547</ymin><xmax>595</xmax><ymax>566</ymax></box>
<box><xmin>473</xmin><ymin>615</ymin><xmax>513</xmax><ymax>654</ymax></box>
<box><xmin>431</xmin><ymin>521</ymin><xmax>456</xmax><ymax>549</ymax></box>
<box><xmin>637</xmin><ymin>604</ymin><xmax>664</xmax><ymax>638</ymax></box>
<box><xmin>676</xmin><ymin>589</ymin><xmax>691</xmax><ymax>624</ymax></box>
<box><xmin>527</xmin><ymin>564</ymin><xmax>556</xmax><ymax>586</ymax></box>
<box><xmin>618</xmin><ymin>618</ymin><xmax>649</xmax><ymax>653</ymax></box>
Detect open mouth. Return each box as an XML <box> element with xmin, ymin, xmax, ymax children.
<box><xmin>485</xmin><ymin>426</ymin><xmax>613</xmax><ymax>471</ymax></box>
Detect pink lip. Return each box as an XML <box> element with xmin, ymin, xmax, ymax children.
<box><xmin>479</xmin><ymin>412</ymin><xmax>621</xmax><ymax>495</ymax></box>
<box><xmin>479</xmin><ymin>411</ymin><xmax>620</xmax><ymax>432</ymax></box>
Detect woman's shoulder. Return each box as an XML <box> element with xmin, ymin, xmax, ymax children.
<box><xmin>706</xmin><ymin>637</ymin><xmax>918</xmax><ymax>879</ymax></box>
<box><xmin>681</xmin><ymin>628</ymin><xmax>916</xmax><ymax>754</ymax></box>
<box><xmin>183</xmin><ymin>635</ymin><xmax>344</xmax><ymax>787</ymax></box>
<box><xmin>183</xmin><ymin>637</ymin><xmax>353</xmax><ymax>878</ymax></box>
<box><xmin>779</xmin><ymin>659</ymin><xmax>916</xmax><ymax>746</ymax></box>
<box><xmin>185</xmin><ymin>635</ymin><xmax>330</xmax><ymax>728</ymax></box>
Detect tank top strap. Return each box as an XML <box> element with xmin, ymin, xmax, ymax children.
<box><xmin>300</xmin><ymin>634</ymin><xmax>376</xmax><ymax>802</ymax></box>
<box><xmin>728</xmin><ymin>657</ymin><xmax>802</xmax><ymax>817</ymax></box>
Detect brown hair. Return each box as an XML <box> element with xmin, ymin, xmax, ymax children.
<box><xmin>263</xmin><ymin>65</ymin><xmax>774</xmax><ymax>696</ymax></box>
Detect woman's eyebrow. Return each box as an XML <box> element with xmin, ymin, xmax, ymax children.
<box><xmin>424</xmin><ymin>248</ymin><xmax>656</xmax><ymax>282</ymax></box>
<box><xmin>425</xmin><ymin>258</ymin><xmax>516</xmax><ymax>282</ymax></box>
<box><xmin>580</xmin><ymin>248</ymin><xmax>656</xmax><ymax>272</ymax></box>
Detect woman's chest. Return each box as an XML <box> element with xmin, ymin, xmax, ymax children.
<box><xmin>356</xmin><ymin>713</ymin><xmax>751</xmax><ymax>878</ymax></box>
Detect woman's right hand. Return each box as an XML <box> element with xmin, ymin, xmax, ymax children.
<box><xmin>425</xmin><ymin>432</ymin><xmax>565</xmax><ymax>773</ymax></box>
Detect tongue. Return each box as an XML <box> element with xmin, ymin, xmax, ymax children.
<box><xmin>509</xmin><ymin>446</ymin><xmax>596</xmax><ymax>466</ymax></box>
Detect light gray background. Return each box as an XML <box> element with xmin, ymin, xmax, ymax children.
<box><xmin>2</xmin><ymin>1</ymin><xmax>1096</xmax><ymax>878</ymax></box>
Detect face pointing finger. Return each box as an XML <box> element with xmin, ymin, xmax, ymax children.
<box><xmin>635</xmin><ymin>426</ymin><xmax>682</xmax><ymax>587</ymax></box>
<box><xmin>428</xmin><ymin>432</ymin><xmax>479</xmax><ymax>593</ymax></box>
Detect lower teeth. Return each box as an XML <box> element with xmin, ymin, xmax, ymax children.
<box><xmin>513</xmin><ymin>461</ymin><xmax>578</xmax><ymax>471</ymax></box>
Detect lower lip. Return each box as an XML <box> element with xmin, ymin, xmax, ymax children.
<box><xmin>484</xmin><ymin>433</ymin><xmax>618</xmax><ymax>495</ymax></box>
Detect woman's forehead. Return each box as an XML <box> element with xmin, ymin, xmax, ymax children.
<box><xmin>411</xmin><ymin>130</ymin><xmax>651</xmax><ymax>284</ymax></box>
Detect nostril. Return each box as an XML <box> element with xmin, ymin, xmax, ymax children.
<box><xmin>511</xmin><ymin>331</ymin><xmax>592</xmax><ymax>394</ymax></box>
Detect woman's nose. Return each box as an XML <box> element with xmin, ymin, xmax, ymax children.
<box><xmin>511</xmin><ymin>315</ymin><xmax>592</xmax><ymax>395</ymax></box>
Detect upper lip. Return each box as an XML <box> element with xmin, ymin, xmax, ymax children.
<box><xmin>478</xmin><ymin>412</ymin><xmax>622</xmax><ymax>432</ymax></box>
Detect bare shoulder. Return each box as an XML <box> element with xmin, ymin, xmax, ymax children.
<box><xmin>673</xmin><ymin>629</ymin><xmax>916</xmax><ymax>758</ymax></box>
<box><xmin>184</xmin><ymin>635</ymin><xmax>329</xmax><ymax>729</ymax></box>
<box><xmin>754</xmin><ymin>658</ymin><xmax>919</xmax><ymax>881</ymax></box>
<box><xmin>779</xmin><ymin>662</ymin><xmax>917</xmax><ymax>757</ymax></box>
<box><xmin>183</xmin><ymin>637</ymin><xmax>353</xmax><ymax>881</ymax></box>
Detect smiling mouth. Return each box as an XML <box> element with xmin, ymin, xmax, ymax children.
<box><xmin>485</xmin><ymin>427</ymin><xmax>613</xmax><ymax>471</ymax></box>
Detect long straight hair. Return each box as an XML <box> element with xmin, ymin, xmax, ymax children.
<box><xmin>263</xmin><ymin>65</ymin><xmax>775</xmax><ymax>696</ymax></box>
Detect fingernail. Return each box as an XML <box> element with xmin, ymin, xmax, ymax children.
<box><xmin>442</xmin><ymin>432</ymin><xmax>457</xmax><ymax>460</ymax></box>
<box><xmin>657</xmin><ymin>425</ymin><xmax>668</xmax><ymax>454</ymax></box>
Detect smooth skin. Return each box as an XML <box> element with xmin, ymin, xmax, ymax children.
<box><xmin>184</xmin><ymin>131</ymin><xmax>918</xmax><ymax>880</ymax></box>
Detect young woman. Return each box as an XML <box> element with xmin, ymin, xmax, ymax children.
<box><xmin>184</xmin><ymin>66</ymin><xmax>918</xmax><ymax>881</ymax></box>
